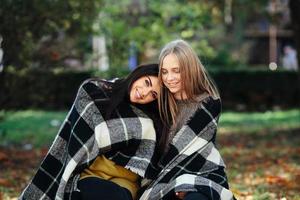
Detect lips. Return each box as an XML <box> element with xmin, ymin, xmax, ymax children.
<box><xmin>167</xmin><ymin>82</ymin><xmax>179</xmax><ymax>88</ymax></box>
<box><xmin>135</xmin><ymin>88</ymin><xmax>142</xmax><ymax>99</ymax></box>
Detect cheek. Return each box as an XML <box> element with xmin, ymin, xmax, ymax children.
<box><xmin>129</xmin><ymin>94</ymin><xmax>135</xmax><ymax>103</ymax></box>
<box><xmin>131</xmin><ymin>82</ymin><xmax>137</xmax><ymax>90</ymax></box>
<box><xmin>175</xmin><ymin>73</ymin><xmax>181</xmax><ymax>80</ymax></box>
<box><xmin>161</xmin><ymin>75</ymin><xmax>167</xmax><ymax>83</ymax></box>
<box><xmin>145</xmin><ymin>96</ymin><xmax>154</xmax><ymax>104</ymax></box>
<box><xmin>129</xmin><ymin>88</ymin><xmax>133</xmax><ymax>97</ymax></box>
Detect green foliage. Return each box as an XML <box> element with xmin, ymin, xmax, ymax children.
<box><xmin>96</xmin><ymin>0</ymin><xmax>238</xmax><ymax>67</ymax></box>
<box><xmin>0</xmin><ymin>0</ymin><xmax>279</xmax><ymax>70</ymax></box>
<box><xmin>0</xmin><ymin>0</ymin><xmax>102</xmax><ymax>68</ymax></box>
<box><xmin>96</xmin><ymin>0</ymin><xmax>276</xmax><ymax>68</ymax></box>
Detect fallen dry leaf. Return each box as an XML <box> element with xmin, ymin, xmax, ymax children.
<box><xmin>0</xmin><ymin>178</ymin><xmax>13</xmax><ymax>187</ymax></box>
<box><xmin>0</xmin><ymin>152</ymin><xmax>8</xmax><ymax>161</ymax></box>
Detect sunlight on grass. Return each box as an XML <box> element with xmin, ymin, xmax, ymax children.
<box><xmin>0</xmin><ymin>110</ymin><xmax>66</xmax><ymax>147</ymax></box>
<box><xmin>219</xmin><ymin>109</ymin><xmax>300</xmax><ymax>134</ymax></box>
<box><xmin>0</xmin><ymin>109</ymin><xmax>299</xmax><ymax>147</ymax></box>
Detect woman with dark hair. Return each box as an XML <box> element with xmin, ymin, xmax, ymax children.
<box><xmin>19</xmin><ymin>63</ymin><xmax>163</xmax><ymax>200</ymax></box>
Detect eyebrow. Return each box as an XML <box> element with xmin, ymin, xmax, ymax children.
<box><xmin>161</xmin><ymin>66</ymin><xmax>179</xmax><ymax>70</ymax></box>
<box><xmin>146</xmin><ymin>76</ymin><xmax>152</xmax><ymax>86</ymax></box>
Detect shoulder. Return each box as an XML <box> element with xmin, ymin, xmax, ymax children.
<box><xmin>197</xmin><ymin>96</ymin><xmax>222</xmax><ymax>115</ymax></box>
<box><xmin>184</xmin><ymin>96</ymin><xmax>221</xmax><ymax>132</ymax></box>
<box><xmin>202</xmin><ymin>96</ymin><xmax>221</xmax><ymax>106</ymax></box>
<box><xmin>76</xmin><ymin>78</ymin><xmax>119</xmax><ymax>101</ymax></box>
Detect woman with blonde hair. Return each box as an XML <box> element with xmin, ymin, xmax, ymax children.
<box><xmin>139</xmin><ymin>40</ymin><xmax>235</xmax><ymax>200</ymax></box>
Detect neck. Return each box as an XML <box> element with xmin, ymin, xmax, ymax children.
<box><xmin>174</xmin><ymin>92</ymin><xmax>187</xmax><ymax>100</ymax></box>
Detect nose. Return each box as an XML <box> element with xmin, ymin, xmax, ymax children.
<box><xmin>141</xmin><ymin>87</ymin><xmax>152</xmax><ymax>99</ymax></box>
<box><xmin>166</xmin><ymin>73</ymin><xmax>175</xmax><ymax>81</ymax></box>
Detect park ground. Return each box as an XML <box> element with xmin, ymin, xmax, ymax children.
<box><xmin>0</xmin><ymin>109</ymin><xmax>300</xmax><ymax>200</ymax></box>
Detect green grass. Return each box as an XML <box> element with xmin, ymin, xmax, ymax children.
<box><xmin>0</xmin><ymin>110</ymin><xmax>66</xmax><ymax>147</ymax></box>
<box><xmin>0</xmin><ymin>109</ymin><xmax>299</xmax><ymax>199</ymax></box>
<box><xmin>219</xmin><ymin>109</ymin><xmax>300</xmax><ymax>134</ymax></box>
<box><xmin>0</xmin><ymin>109</ymin><xmax>299</xmax><ymax>147</ymax></box>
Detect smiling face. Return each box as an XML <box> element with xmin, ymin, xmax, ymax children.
<box><xmin>161</xmin><ymin>53</ymin><xmax>186</xmax><ymax>99</ymax></box>
<box><xmin>129</xmin><ymin>75</ymin><xmax>160</xmax><ymax>104</ymax></box>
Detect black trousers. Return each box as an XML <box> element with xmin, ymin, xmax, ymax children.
<box><xmin>168</xmin><ymin>191</ymin><xmax>209</xmax><ymax>200</ymax></box>
<box><xmin>78</xmin><ymin>177</ymin><xmax>133</xmax><ymax>200</ymax></box>
<box><xmin>184</xmin><ymin>192</ymin><xmax>209</xmax><ymax>200</ymax></box>
<box><xmin>78</xmin><ymin>177</ymin><xmax>208</xmax><ymax>200</ymax></box>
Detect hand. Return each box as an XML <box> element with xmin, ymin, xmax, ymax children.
<box><xmin>175</xmin><ymin>192</ymin><xmax>187</xmax><ymax>199</ymax></box>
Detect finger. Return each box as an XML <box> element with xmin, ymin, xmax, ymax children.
<box><xmin>176</xmin><ymin>192</ymin><xmax>186</xmax><ymax>199</ymax></box>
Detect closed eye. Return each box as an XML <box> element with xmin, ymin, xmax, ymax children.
<box><xmin>161</xmin><ymin>69</ymin><xmax>168</xmax><ymax>75</ymax></box>
<box><xmin>173</xmin><ymin>68</ymin><xmax>180</xmax><ymax>73</ymax></box>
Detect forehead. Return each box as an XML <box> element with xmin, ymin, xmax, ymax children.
<box><xmin>148</xmin><ymin>75</ymin><xmax>159</xmax><ymax>84</ymax></box>
<box><xmin>148</xmin><ymin>76</ymin><xmax>160</xmax><ymax>89</ymax></box>
<box><xmin>162</xmin><ymin>53</ymin><xmax>180</xmax><ymax>68</ymax></box>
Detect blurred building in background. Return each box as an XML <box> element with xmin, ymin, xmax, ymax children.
<box><xmin>244</xmin><ymin>0</ymin><xmax>297</xmax><ymax>69</ymax></box>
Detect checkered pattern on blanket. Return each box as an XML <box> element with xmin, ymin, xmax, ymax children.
<box><xmin>19</xmin><ymin>80</ymin><xmax>159</xmax><ymax>200</ymax></box>
<box><xmin>139</xmin><ymin>97</ymin><xmax>236</xmax><ymax>200</ymax></box>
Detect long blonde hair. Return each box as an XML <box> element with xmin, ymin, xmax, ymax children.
<box><xmin>158</xmin><ymin>39</ymin><xmax>220</xmax><ymax>127</ymax></box>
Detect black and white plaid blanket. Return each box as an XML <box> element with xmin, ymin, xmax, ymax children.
<box><xmin>19</xmin><ymin>80</ymin><xmax>159</xmax><ymax>200</ymax></box>
<box><xmin>139</xmin><ymin>97</ymin><xmax>236</xmax><ymax>200</ymax></box>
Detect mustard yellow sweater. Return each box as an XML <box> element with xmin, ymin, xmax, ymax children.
<box><xmin>81</xmin><ymin>155</ymin><xmax>140</xmax><ymax>199</ymax></box>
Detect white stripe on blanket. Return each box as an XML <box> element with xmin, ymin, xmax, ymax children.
<box><xmin>175</xmin><ymin>174</ymin><xmax>196</xmax><ymax>186</ymax></box>
<box><xmin>221</xmin><ymin>188</ymin><xmax>234</xmax><ymax>199</ymax></box>
<box><xmin>182</xmin><ymin>137</ymin><xmax>207</xmax><ymax>156</ymax></box>
<box><xmin>140</xmin><ymin>117</ymin><xmax>156</xmax><ymax>140</ymax></box>
<box><xmin>207</xmin><ymin>146</ymin><xmax>222</xmax><ymax>165</ymax></box>
<box><xmin>95</xmin><ymin>117</ymin><xmax>155</xmax><ymax>149</ymax></box>
<box><xmin>95</xmin><ymin>122</ymin><xmax>111</xmax><ymax>148</ymax></box>
<box><xmin>62</xmin><ymin>158</ymin><xmax>77</xmax><ymax>181</ymax></box>
<box><xmin>119</xmin><ymin>116</ymin><xmax>129</xmax><ymax>141</ymax></box>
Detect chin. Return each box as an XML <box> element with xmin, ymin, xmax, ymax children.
<box><xmin>130</xmin><ymin>98</ymin><xmax>135</xmax><ymax>103</ymax></box>
<box><xmin>169</xmin><ymin>88</ymin><xmax>180</xmax><ymax>94</ymax></box>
